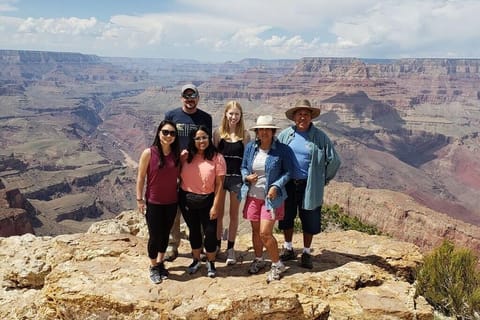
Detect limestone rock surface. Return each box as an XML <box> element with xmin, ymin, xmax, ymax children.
<box><xmin>0</xmin><ymin>210</ymin><xmax>433</xmax><ymax>319</ymax></box>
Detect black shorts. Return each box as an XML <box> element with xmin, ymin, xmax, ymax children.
<box><xmin>223</xmin><ymin>176</ymin><xmax>242</xmax><ymax>194</ymax></box>
<box><xmin>278</xmin><ymin>180</ymin><xmax>322</xmax><ymax>234</ymax></box>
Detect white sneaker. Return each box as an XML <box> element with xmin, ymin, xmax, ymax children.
<box><xmin>226</xmin><ymin>248</ymin><xmax>237</xmax><ymax>265</ymax></box>
<box><xmin>266</xmin><ymin>263</ymin><xmax>286</xmax><ymax>283</ymax></box>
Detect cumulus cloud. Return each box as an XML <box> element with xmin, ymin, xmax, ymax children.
<box><xmin>327</xmin><ymin>0</ymin><xmax>480</xmax><ymax>57</ymax></box>
<box><xmin>18</xmin><ymin>17</ymin><xmax>98</xmax><ymax>35</ymax></box>
<box><xmin>1</xmin><ymin>0</ymin><xmax>479</xmax><ymax>60</ymax></box>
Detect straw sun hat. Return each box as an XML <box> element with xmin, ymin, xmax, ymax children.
<box><xmin>249</xmin><ymin>115</ymin><xmax>280</xmax><ymax>131</ymax></box>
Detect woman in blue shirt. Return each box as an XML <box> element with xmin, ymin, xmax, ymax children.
<box><xmin>240</xmin><ymin>115</ymin><xmax>294</xmax><ymax>283</ymax></box>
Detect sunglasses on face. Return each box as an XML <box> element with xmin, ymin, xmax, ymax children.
<box><xmin>193</xmin><ymin>136</ymin><xmax>209</xmax><ymax>141</ymax></box>
<box><xmin>161</xmin><ymin>130</ymin><xmax>176</xmax><ymax>137</ymax></box>
<box><xmin>182</xmin><ymin>92</ymin><xmax>198</xmax><ymax>99</ymax></box>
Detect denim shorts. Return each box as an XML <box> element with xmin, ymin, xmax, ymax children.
<box><xmin>223</xmin><ymin>176</ymin><xmax>242</xmax><ymax>194</ymax></box>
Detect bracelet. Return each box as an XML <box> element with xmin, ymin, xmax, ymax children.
<box><xmin>136</xmin><ymin>198</ymin><xmax>144</xmax><ymax>201</ymax></box>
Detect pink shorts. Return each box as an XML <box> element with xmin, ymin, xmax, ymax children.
<box><xmin>243</xmin><ymin>196</ymin><xmax>285</xmax><ymax>222</ymax></box>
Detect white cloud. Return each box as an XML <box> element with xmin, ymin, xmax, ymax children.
<box><xmin>1</xmin><ymin>0</ymin><xmax>479</xmax><ymax>60</ymax></box>
<box><xmin>230</xmin><ymin>26</ymin><xmax>271</xmax><ymax>48</ymax></box>
<box><xmin>18</xmin><ymin>17</ymin><xmax>98</xmax><ymax>35</ymax></box>
<box><xmin>328</xmin><ymin>0</ymin><xmax>480</xmax><ymax>57</ymax></box>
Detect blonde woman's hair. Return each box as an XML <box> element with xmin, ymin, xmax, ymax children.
<box><xmin>219</xmin><ymin>100</ymin><xmax>246</xmax><ymax>140</ymax></box>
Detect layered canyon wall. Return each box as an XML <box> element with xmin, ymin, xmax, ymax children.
<box><xmin>0</xmin><ymin>51</ymin><xmax>479</xmax><ymax>257</ymax></box>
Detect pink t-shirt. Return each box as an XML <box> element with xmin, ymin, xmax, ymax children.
<box><xmin>180</xmin><ymin>153</ymin><xmax>226</xmax><ymax>194</ymax></box>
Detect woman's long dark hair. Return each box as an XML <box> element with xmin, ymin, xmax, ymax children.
<box><xmin>186</xmin><ymin>125</ymin><xmax>217</xmax><ymax>163</ymax></box>
<box><xmin>152</xmin><ymin>120</ymin><xmax>180</xmax><ymax>168</ymax></box>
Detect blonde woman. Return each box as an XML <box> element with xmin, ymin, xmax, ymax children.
<box><xmin>213</xmin><ymin>101</ymin><xmax>250</xmax><ymax>265</ymax></box>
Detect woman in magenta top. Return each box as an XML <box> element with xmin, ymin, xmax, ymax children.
<box><xmin>136</xmin><ymin>120</ymin><xmax>180</xmax><ymax>284</ymax></box>
<box><xmin>179</xmin><ymin>125</ymin><xmax>226</xmax><ymax>278</ymax></box>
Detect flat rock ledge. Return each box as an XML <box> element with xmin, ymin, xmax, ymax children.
<box><xmin>0</xmin><ymin>210</ymin><xmax>433</xmax><ymax>319</ymax></box>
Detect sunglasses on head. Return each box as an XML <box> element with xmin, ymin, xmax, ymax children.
<box><xmin>182</xmin><ymin>92</ymin><xmax>198</xmax><ymax>99</ymax></box>
<box><xmin>161</xmin><ymin>130</ymin><xmax>176</xmax><ymax>137</ymax></box>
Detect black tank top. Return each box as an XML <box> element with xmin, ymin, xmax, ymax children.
<box><xmin>218</xmin><ymin>139</ymin><xmax>244</xmax><ymax>177</ymax></box>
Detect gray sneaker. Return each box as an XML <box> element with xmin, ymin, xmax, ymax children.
<box><xmin>300</xmin><ymin>252</ymin><xmax>313</xmax><ymax>269</ymax></box>
<box><xmin>266</xmin><ymin>263</ymin><xmax>286</xmax><ymax>283</ymax></box>
<box><xmin>279</xmin><ymin>248</ymin><xmax>296</xmax><ymax>261</ymax></box>
<box><xmin>248</xmin><ymin>258</ymin><xmax>266</xmax><ymax>274</ymax></box>
<box><xmin>226</xmin><ymin>248</ymin><xmax>237</xmax><ymax>265</ymax></box>
<box><xmin>149</xmin><ymin>265</ymin><xmax>162</xmax><ymax>284</ymax></box>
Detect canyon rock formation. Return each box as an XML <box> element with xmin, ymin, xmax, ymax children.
<box><xmin>1</xmin><ymin>50</ymin><xmax>479</xmax><ymax>258</ymax></box>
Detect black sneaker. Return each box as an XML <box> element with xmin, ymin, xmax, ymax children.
<box><xmin>280</xmin><ymin>248</ymin><xmax>296</xmax><ymax>261</ymax></box>
<box><xmin>300</xmin><ymin>252</ymin><xmax>313</xmax><ymax>269</ymax></box>
<box><xmin>149</xmin><ymin>265</ymin><xmax>162</xmax><ymax>284</ymax></box>
<box><xmin>188</xmin><ymin>259</ymin><xmax>201</xmax><ymax>274</ymax></box>
<box><xmin>157</xmin><ymin>262</ymin><xmax>169</xmax><ymax>280</ymax></box>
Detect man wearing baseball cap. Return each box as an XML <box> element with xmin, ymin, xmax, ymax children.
<box><xmin>164</xmin><ymin>83</ymin><xmax>213</xmax><ymax>261</ymax></box>
<box><xmin>277</xmin><ymin>99</ymin><xmax>341</xmax><ymax>269</ymax></box>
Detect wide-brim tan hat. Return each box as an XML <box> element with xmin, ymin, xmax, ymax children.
<box><xmin>249</xmin><ymin>115</ymin><xmax>280</xmax><ymax>130</ymax></box>
<box><xmin>285</xmin><ymin>99</ymin><xmax>321</xmax><ymax>121</ymax></box>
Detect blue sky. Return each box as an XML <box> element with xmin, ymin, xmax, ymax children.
<box><xmin>1</xmin><ymin>0</ymin><xmax>479</xmax><ymax>62</ymax></box>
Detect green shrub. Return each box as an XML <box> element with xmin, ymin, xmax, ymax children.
<box><xmin>321</xmin><ymin>204</ymin><xmax>381</xmax><ymax>235</ymax></box>
<box><xmin>415</xmin><ymin>240</ymin><xmax>480</xmax><ymax>319</ymax></box>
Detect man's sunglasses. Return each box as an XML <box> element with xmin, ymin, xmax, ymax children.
<box><xmin>182</xmin><ymin>92</ymin><xmax>198</xmax><ymax>99</ymax></box>
<box><xmin>161</xmin><ymin>130</ymin><xmax>176</xmax><ymax>137</ymax></box>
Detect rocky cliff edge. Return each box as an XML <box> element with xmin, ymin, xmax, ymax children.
<box><xmin>0</xmin><ymin>210</ymin><xmax>432</xmax><ymax>319</ymax></box>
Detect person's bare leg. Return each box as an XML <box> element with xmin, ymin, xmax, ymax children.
<box><xmin>283</xmin><ymin>228</ymin><xmax>294</xmax><ymax>243</ymax></box>
<box><xmin>156</xmin><ymin>252</ymin><xmax>165</xmax><ymax>264</ymax></box>
<box><xmin>250</xmin><ymin>221</ymin><xmax>263</xmax><ymax>257</ymax></box>
<box><xmin>216</xmin><ymin>189</ymin><xmax>226</xmax><ymax>242</ymax></box>
<box><xmin>191</xmin><ymin>248</ymin><xmax>201</xmax><ymax>260</ymax></box>
<box><xmin>260</xmin><ymin>219</ymin><xmax>280</xmax><ymax>263</ymax></box>
<box><xmin>303</xmin><ymin>232</ymin><xmax>313</xmax><ymax>249</ymax></box>
<box><xmin>227</xmin><ymin>192</ymin><xmax>240</xmax><ymax>243</ymax></box>
<box><xmin>206</xmin><ymin>251</ymin><xmax>216</xmax><ymax>261</ymax></box>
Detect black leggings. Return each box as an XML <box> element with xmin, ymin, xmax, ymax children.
<box><xmin>179</xmin><ymin>190</ymin><xmax>217</xmax><ymax>253</ymax></box>
<box><xmin>145</xmin><ymin>202</ymin><xmax>177</xmax><ymax>259</ymax></box>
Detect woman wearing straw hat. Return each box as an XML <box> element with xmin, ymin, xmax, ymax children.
<box><xmin>239</xmin><ymin>115</ymin><xmax>295</xmax><ymax>283</ymax></box>
<box><xmin>277</xmin><ymin>99</ymin><xmax>341</xmax><ymax>269</ymax></box>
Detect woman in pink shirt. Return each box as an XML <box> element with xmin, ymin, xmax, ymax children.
<box><xmin>136</xmin><ymin>120</ymin><xmax>180</xmax><ymax>284</ymax></box>
<box><xmin>179</xmin><ymin>125</ymin><xmax>226</xmax><ymax>278</ymax></box>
